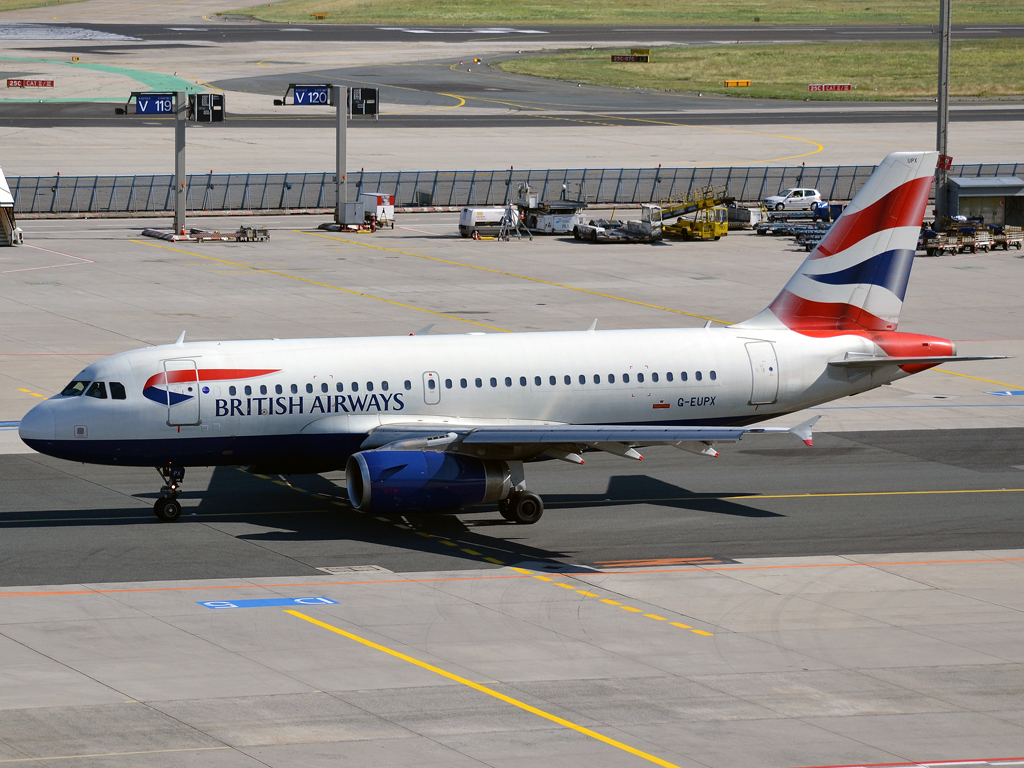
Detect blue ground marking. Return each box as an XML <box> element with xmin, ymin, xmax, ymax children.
<box><xmin>198</xmin><ymin>597</ymin><xmax>338</xmax><ymax>609</ymax></box>
<box><xmin>986</xmin><ymin>391</ymin><xmax>1024</xmax><ymax>396</ymax></box>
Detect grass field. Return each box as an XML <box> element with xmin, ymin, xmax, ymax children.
<box><xmin>224</xmin><ymin>0</ymin><xmax>1023</xmax><ymax>26</ymax></box>
<box><xmin>496</xmin><ymin>39</ymin><xmax>1024</xmax><ymax>101</ymax></box>
<box><xmin>0</xmin><ymin>0</ymin><xmax>87</xmax><ymax>11</ymax></box>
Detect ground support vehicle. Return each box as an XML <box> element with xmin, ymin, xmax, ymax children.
<box><xmin>921</xmin><ymin>230</ymin><xmax>957</xmax><ymax>257</ymax></box>
<box><xmin>955</xmin><ymin>227</ymin><xmax>994</xmax><ymax>253</ymax></box>
<box><xmin>574</xmin><ymin>204</ymin><xmax>662</xmax><ymax>243</ymax></box>
<box><xmin>460</xmin><ymin>207</ymin><xmax>516</xmax><ymax>238</ymax></box>
<box><xmin>992</xmin><ymin>226</ymin><xmax>1023</xmax><ymax>251</ymax></box>
<box><xmin>661</xmin><ymin>186</ymin><xmax>734</xmax><ymax>241</ymax></box>
<box><xmin>518</xmin><ymin>197</ymin><xmax>588</xmax><ymax>235</ymax></box>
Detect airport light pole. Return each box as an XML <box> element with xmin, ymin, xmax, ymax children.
<box><xmin>175</xmin><ymin>91</ymin><xmax>187</xmax><ymax>233</ymax></box>
<box><xmin>333</xmin><ymin>85</ymin><xmax>346</xmax><ymax>224</ymax></box>
<box><xmin>935</xmin><ymin>0</ymin><xmax>951</xmax><ymax>221</ymax></box>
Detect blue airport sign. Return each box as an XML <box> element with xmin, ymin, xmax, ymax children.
<box><xmin>136</xmin><ymin>93</ymin><xmax>175</xmax><ymax>114</ymax></box>
<box><xmin>293</xmin><ymin>85</ymin><xmax>331</xmax><ymax>105</ymax></box>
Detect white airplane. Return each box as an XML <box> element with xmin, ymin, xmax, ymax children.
<box><xmin>19</xmin><ymin>152</ymin><xmax>1000</xmax><ymax>524</ymax></box>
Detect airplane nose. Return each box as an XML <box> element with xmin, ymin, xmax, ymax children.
<box><xmin>19</xmin><ymin>401</ymin><xmax>56</xmax><ymax>443</ymax></box>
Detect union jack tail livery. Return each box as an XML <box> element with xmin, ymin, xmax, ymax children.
<box><xmin>740</xmin><ymin>151</ymin><xmax>937</xmax><ymax>332</ymax></box>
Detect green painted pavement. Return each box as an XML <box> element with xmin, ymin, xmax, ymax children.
<box><xmin>0</xmin><ymin>56</ymin><xmax>201</xmax><ymax>100</ymax></box>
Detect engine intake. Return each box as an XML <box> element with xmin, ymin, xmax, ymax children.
<box><xmin>346</xmin><ymin>450</ymin><xmax>512</xmax><ymax>512</ymax></box>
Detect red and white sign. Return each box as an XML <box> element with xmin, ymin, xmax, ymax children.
<box><xmin>937</xmin><ymin>154</ymin><xmax>954</xmax><ymax>171</ymax></box>
<box><xmin>808</xmin><ymin>83</ymin><xmax>852</xmax><ymax>92</ymax></box>
<box><xmin>7</xmin><ymin>79</ymin><xmax>54</xmax><ymax>88</ymax></box>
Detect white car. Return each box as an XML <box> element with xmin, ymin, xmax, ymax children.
<box><xmin>764</xmin><ymin>188</ymin><xmax>822</xmax><ymax>211</ymax></box>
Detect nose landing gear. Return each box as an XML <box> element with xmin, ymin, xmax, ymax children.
<box><xmin>154</xmin><ymin>465</ymin><xmax>185</xmax><ymax>522</ymax></box>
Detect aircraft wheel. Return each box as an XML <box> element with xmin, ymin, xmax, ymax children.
<box><xmin>509</xmin><ymin>491</ymin><xmax>544</xmax><ymax>524</ymax></box>
<box><xmin>154</xmin><ymin>497</ymin><xmax>182</xmax><ymax>522</ymax></box>
<box><xmin>498</xmin><ymin>497</ymin><xmax>516</xmax><ymax>521</ymax></box>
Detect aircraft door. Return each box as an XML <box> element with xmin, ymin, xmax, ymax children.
<box><xmin>422</xmin><ymin>371</ymin><xmax>440</xmax><ymax>405</ymax></box>
<box><xmin>163</xmin><ymin>359</ymin><xmax>201</xmax><ymax>426</ymax></box>
<box><xmin>745</xmin><ymin>342</ymin><xmax>779</xmax><ymax>405</ymax></box>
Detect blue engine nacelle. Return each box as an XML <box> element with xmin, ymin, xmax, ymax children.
<box><xmin>346</xmin><ymin>450</ymin><xmax>512</xmax><ymax>512</ymax></box>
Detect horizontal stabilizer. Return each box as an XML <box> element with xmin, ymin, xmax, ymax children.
<box><xmin>829</xmin><ymin>355</ymin><xmax>1007</xmax><ymax>368</ymax></box>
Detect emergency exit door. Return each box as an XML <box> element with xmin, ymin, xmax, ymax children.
<box><xmin>422</xmin><ymin>371</ymin><xmax>440</xmax><ymax>405</ymax></box>
<box><xmin>745</xmin><ymin>342</ymin><xmax>779</xmax><ymax>405</ymax></box>
<box><xmin>164</xmin><ymin>359</ymin><xmax>201</xmax><ymax>426</ymax></box>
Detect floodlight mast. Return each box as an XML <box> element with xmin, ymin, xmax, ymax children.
<box><xmin>935</xmin><ymin>0</ymin><xmax>951</xmax><ymax>220</ymax></box>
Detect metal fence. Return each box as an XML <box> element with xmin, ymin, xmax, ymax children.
<box><xmin>8</xmin><ymin>163</ymin><xmax>1023</xmax><ymax>215</ymax></box>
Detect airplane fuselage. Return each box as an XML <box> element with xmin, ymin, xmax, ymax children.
<box><xmin>20</xmin><ymin>326</ymin><xmax>945</xmax><ymax>472</ymax></box>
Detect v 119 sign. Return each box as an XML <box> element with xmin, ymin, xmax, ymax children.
<box><xmin>293</xmin><ymin>85</ymin><xmax>331</xmax><ymax>105</ymax></box>
<box><xmin>136</xmin><ymin>93</ymin><xmax>174</xmax><ymax>114</ymax></box>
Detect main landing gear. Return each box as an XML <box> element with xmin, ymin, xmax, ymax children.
<box><xmin>498</xmin><ymin>491</ymin><xmax>544</xmax><ymax>525</ymax></box>
<box><xmin>153</xmin><ymin>465</ymin><xmax>185</xmax><ymax>522</ymax></box>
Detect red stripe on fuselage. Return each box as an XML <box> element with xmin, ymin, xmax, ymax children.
<box><xmin>810</xmin><ymin>175</ymin><xmax>932</xmax><ymax>259</ymax></box>
<box><xmin>798</xmin><ymin>328</ymin><xmax>955</xmax><ymax>373</ymax></box>
<box><xmin>143</xmin><ymin>368</ymin><xmax>280</xmax><ymax>390</ymax></box>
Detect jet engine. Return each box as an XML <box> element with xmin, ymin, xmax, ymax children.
<box><xmin>346</xmin><ymin>450</ymin><xmax>512</xmax><ymax>512</ymax></box>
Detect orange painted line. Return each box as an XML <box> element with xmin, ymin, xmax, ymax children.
<box><xmin>0</xmin><ymin>574</ymin><xmax>531</xmax><ymax>599</ymax></box>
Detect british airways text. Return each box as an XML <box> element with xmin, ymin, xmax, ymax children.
<box><xmin>215</xmin><ymin>393</ymin><xmax>405</xmax><ymax>417</ymax></box>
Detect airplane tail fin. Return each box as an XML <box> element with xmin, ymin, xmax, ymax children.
<box><xmin>737</xmin><ymin>151</ymin><xmax>937</xmax><ymax>332</ymax></box>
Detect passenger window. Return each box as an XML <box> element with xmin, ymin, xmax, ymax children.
<box><xmin>85</xmin><ymin>381</ymin><xmax>107</xmax><ymax>399</ymax></box>
<box><xmin>579</xmin><ymin>375</ymin><xmax>586</xmax><ymax>385</ymax></box>
<box><xmin>260</xmin><ymin>385</ymin><xmax>268</xmax><ymax>395</ymax></box>
<box><xmin>696</xmin><ymin>371</ymin><xmax>703</xmax><ymax>381</ymax></box>
<box><xmin>381</xmin><ymin>381</ymin><xmax>389</xmax><ymax>391</ymax></box>
<box><xmin>229</xmin><ymin>385</ymin><xmax>237</xmax><ymax>396</ymax></box>
<box><xmin>563</xmin><ymin>375</ymin><xmax>571</xmax><ymax>385</ymax></box>
<box><xmin>475</xmin><ymin>378</ymin><xmax>482</xmax><ymax>388</ymax></box>
<box><xmin>490</xmin><ymin>377</ymin><xmax>497</xmax><ymax>388</ymax></box>
<box><xmin>593</xmin><ymin>374</ymin><xmax>601</xmax><ymax>384</ymax></box>
<box><xmin>549</xmin><ymin>375</ymin><xmax>556</xmax><ymax>386</ymax></box>
<box><xmin>608</xmin><ymin>373</ymin><xmax>615</xmax><ymax>383</ymax></box>
<box><xmin>445</xmin><ymin>379</ymin><xmax>452</xmax><ymax>389</ymax></box>
<box><xmin>318</xmin><ymin>383</ymin><xmax>326</xmax><ymax>393</ymax></box>
<box><xmin>666</xmin><ymin>372</ymin><xmax>673</xmax><ymax>382</ymax></box>
<box><xmin>505</xmin><ymin>377</ymin><xmax>513</xmax><ymax>387</ymax></box>
<box><xmin>681</xmin><ymin>372</ymin><xmax>688</xmax><ymax>382</ymax></box>
<box><xmin>623</xmin><ymin>373</ymin><xmax>630</xmax><ymax>383</ymax></box>
<box><xmin>109</xmin><ymin>382</ymin><xmax>127</xmax><ymax>400</ymax></box>
<box><xmin>460</xmin><ymin>378</ymin><xmax>468</xmax><ymax>388</ymax></box>
<box><xmin>404</xmin><ymin>380</ymin><xmax>411</xmax><ymax>390</ymax></box>
<box><xmin>305</xmin><ymin>383</ymin><xmax>313</xmax><ymax>394</ymax></box>
<box><xmin>335</xmin><ymin>383</ymin><xmax>343</xmax><ymax>392</ymax></box>
<box><xmin>366</xmin><ymin>382</ymin><xmax>373</xmax><ymax>392</ymax></box>
<box><xmin>245</xmin><ymin>385</ymin><xmax>252</xmax><ymax>396</ymax></box>
<box><xmin>351</xmin><ymin>382</ymin><xmax>359</xmax><ymax>392</ymax></box>
<box><xmin>710</xmin><ymin>370</ymin><xmax>717</xmax><ymax>381</ymax></box>
<box><xmin>276</xmin><ymin>384</ymin><xmax>284</xmax><ymax>394</ymax></box>
<box><xmin>60</xmin><ymin>380</ymin><xmax>89</xmax><ymax>397</ymax></box>
<box><xmin>637</xmin><ymin>373</ymin><xmax>645</xmax><ymax>383</ymax></box>
<box><xmin>520</xmin><ymin>376</ymin><xmax>527</xmax><ymax>387</ymax></box>
<box><xmin>428</xmin><ymin>379</ymin><xmax>436</xmax><ymax>390</ymax></box>
<box><xmin>291</xmin><ymin>384</ymin><xmax>298</xmax><ymax>394</ymax></box>
<box><xmin>535</xmin><ymin>376</ymin><xmax>542</xmax><ymax>386</ymax></box>
<box><xmin>652</xmin><ymin>372</ymin><xmax>659</xmax><ymax>383</ymax></box>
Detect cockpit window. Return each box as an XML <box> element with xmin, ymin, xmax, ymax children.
<box><xmin>60</xmin><ymin>380</ymin><xmax>90</xmax><ymax>397</ymax></box>
<box><xmin>109</xmin><ymin>382</ymin><xmax>127</xmax><ymax>400</ymax></box>
<box><xmin>85</xmin><ymin>382</ymin><xmax>107</xmax><ymax>399</ymax></box>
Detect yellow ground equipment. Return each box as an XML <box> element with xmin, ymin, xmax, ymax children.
<box><xmin>661</xmin><ymin>186</ymin><xmax>735</xmax><ymax>241</ymax></box>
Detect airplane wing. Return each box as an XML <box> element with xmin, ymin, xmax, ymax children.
<box><xmin>358</xmin><ymin>416</ymin><xmax>821</xmax><ymax>462</ymax></box>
